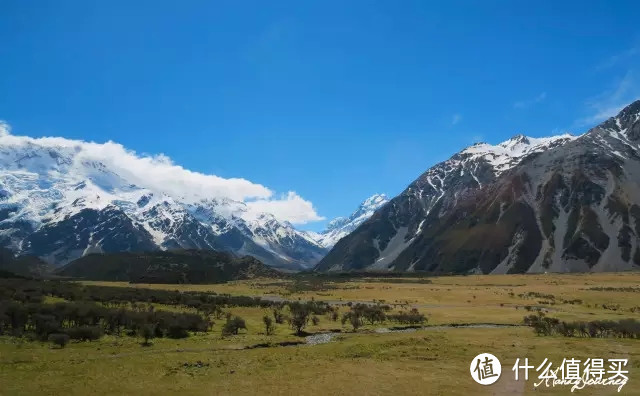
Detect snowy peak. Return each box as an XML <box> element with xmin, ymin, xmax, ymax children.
<box><xmin>597</xmin><ymin>99</ymin><xmax>640</xmax><ymax>141</ymax></box>
<box><xmin>358</xmin><ymin>193</ymin><xmax>388</xmax><ymax>213</ymax></box>
<box><xmin>458</xmin><ymin>132</ymin><xmax>578</xmax><ymax>175</ymax></box>
<box><xmin>311</xmin><ymin>194</ymin><xmax>389</xmax><ymax>248</ymax></box>
<box><xmin>0</xmin><ymin>128</ymin><xmax>326</xmax><ymax>270</ymax></box>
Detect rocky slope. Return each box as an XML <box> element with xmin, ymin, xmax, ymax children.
<box><xmin>316</xmin><ymin>100</ymin><xmax>640</xmax><ymax>274</ymax></box>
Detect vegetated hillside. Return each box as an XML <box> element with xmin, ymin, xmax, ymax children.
<box><xmin>317</xmin><ymin>100</ymin><xmax>640</xmax><ymax>274</ymax></box>
<box><xmin>57</xmin><ymin>249</ymin><xmax>284</xmax><ymax>283</ymax></box>
<box><xmin>0</xmin><ymin>247</ymin><xmax>53</xmax><ymax>278</ymax></box>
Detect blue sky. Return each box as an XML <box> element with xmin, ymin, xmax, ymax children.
<box><xmin>1</xmin><ymin>1</ymin><xmax>639</xmax><ymax>231</ymax></box>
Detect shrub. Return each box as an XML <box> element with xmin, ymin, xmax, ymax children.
<box><xmin>388</xmin><ymin>308</ymin><xmax>426</xmax><ymax>325</ymax></box>
<box><xmin>139</xmin><ymin>323</ymin><xmax>156</xmax><ymax>345</ymax></box>
<box><xmin>222</xmin><ymin>316</ymin><xmax>247</xmax><ymax>336</ymax></box>
<box><xmin>523</xmin><ymin>313</ymin><xmax>640</xmax><ymax>339</ymax></box>
<box><xmin>65</xmin><ymin>326</ymin><xmax>102</xmax><ymax>341</ymax></box>
<box><xmin>167</xmin><ymin>324</ymin><xmax>189</xmax><ymax>339</ymax></box>
<box><xmin>263</xmin><ymin>315</ymin><xmax>274</xmax><ymax>335</ymax></box>
<box><xmin>48</xmin><ymin>333</ymin><xmax>70</xmax><ymax>348</ymax></box>
<box><xmin>288</xmin><ymin>302</ymin><xmax>312</xmax><ymax>335</ymax></box>
<box><xmin>273</xmin><ymin>308</ymin><xmax>285</xmax><ymax>324</ymax></box>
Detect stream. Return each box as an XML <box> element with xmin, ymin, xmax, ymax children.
<box><xmin>304</xmin><ymin>323</ymin><xmax>523</xmax><ymax>345</ymax></box>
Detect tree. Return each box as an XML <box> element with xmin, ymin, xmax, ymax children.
<box><xmin>222</xmin><ymin>316</ymin><xmax>247</xmax><ymax>336</ymax></box>
<box><xmin>263</xmin><ymin>315</ymin><xmax>274</xmax><ymax>335</ymax></box>
<box><xmin>342</xmin><ymin>311</ymin><xmax>362</xmax><ymax>331</ymax></box>
<box><xmin>288</xmin><ymin>302</ymin><xmax>310</xmax><ymax>335</ymax></box>
<box><xmin>273</xmin><ymin>308</ymin><xmax>285</xmax><ymax>324</ymax></box>
<box><xmin>139</xmin><ymin>323</ymin><xmax>156</xmax><ymax>346</ymax></box>
<box><xmin>363</xmin><ymin>306</ymin><xmax>386</xmax><ymax>325</ymax></box>
<box><xmin>48</xmin><ymin>333</ymin><xmax>70</xmax><ymax>348</ymax></box>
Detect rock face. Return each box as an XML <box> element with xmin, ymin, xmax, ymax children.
<box><xmin>0</xmin><ymin>129</ymin><xmax>325</xmax><ymax>270</ymax></box>
<box><xmin>316</xmin><ymin>101</ymin><xmax>640</xmax><ymax>274</ymax></box>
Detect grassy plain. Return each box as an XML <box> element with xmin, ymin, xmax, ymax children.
<box><xmin>1</xmin><ymin>272</ymin><xmax>639</xmax><ymax>395</ymax></box>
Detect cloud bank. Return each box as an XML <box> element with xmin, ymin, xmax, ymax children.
<box><xmin>0</xmin><ymin>122</ymin><xmax>324</xmax><ymax>225</ymax></box>
<box><xmin>245</xmin><ymin>192</ymin><xmax>325</xmax><ymax>224</ymax></box>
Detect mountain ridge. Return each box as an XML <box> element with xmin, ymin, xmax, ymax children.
<box><xmin>0</xmin><ymin>130</ymin><xmax>326</xmax><ymax>270</ymax></box>
<box><xmin>316</xmin><ymin>100</ymin><xmax>640</xmax><ymax>273</ymax></box>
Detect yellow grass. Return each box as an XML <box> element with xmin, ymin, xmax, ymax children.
<box><xmin>1</xmin><ymin>273</ymin><xmax>638</xmax><ymax>395</ymax></box>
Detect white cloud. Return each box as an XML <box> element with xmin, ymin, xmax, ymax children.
<box><xmin>574</xmin><ymin>71</ymin><xmax>638</xmax><ymax>127</ymax></box>
<box><xmin>0</xmin><ymin>124</ymin><xmax>324</xmax><ymax>225</ymax></box>
<box><xmin>595</xmin><ymin>46</ymin><xmax>639</xmax><ymax>71</ymax></box>
<box><xmin>0</xmin><ymin>121</ymin><xmax>10</xmax><ymax>137</ymax></box>
<box><xmin>451</xmin><ymin>113</ymin><xmax>462</xmax><ymax>125</ymax></box>
<box><xmin>513</xmin><ymin>92</ymin><xmax>547</xmax><ymax>109</ymax></box>
<box><xmin>244</xmin><ymin>192</ymin><xmax>325</xmax><ymax>224</ymax></box>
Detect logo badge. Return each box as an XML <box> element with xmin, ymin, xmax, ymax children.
<box><xmin>470</xmin><ymin>353</ymin><xmax>502</xmax><ymax>385</ymax></box>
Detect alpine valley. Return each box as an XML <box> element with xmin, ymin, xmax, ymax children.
<box><xmin>316</xmin><ymin>100</ymin><xmax>640</xmax><ymax>274</ymax></box>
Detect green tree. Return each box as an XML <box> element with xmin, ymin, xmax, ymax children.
<box><xmin>222</xmin><ymin>316</ymin><xmax>247</xmax><ymax>336</ymax></box>
<box><xmin>288</xmin><ymin>303</ymin><xmax>310</xmax><ymax>335</ymax></box>
<box><xmin>263</xmin><ymin>315</ymin><xmax>274</xmax><ymax>335</ymax></box>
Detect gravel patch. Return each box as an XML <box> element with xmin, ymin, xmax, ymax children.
<box><xmin>305</xmin><ymin>333</ymin><xmax>338</xmax><ymax>345</ymax></box>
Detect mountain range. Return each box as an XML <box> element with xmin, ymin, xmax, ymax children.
<box><xmin>316</xmin><ymin>100</ymin><xmax>640</xmax><ymax>274</ymax></box>
<box><xmin>0</xmin><ymin>127</ymin><xmax>384</xmax><ymax>271</ymax></box>
<box><xmin>3</xmin><ymin>100</ymin><xmax>640</xmax><ymax>275</ymax></box>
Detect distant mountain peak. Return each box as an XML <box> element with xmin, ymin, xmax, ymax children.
<box><xmin>310</xmin><ymin>194</ymin><xmax>389</xmax><ymax>248</ymax></box>
<box><xmin>361</xmin><ymin>193</ymin><xmax>387</xmax><ymax>208</ymax></box>
<box><xmin>504</xmin><ymin>134</ymin><xmax>529</xmax><ymax>145</ymax></box>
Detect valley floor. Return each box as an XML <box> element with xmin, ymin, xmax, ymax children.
<box><xmin>1</xmin><ymin>272</ymin><xmax>640</xmax><ymax>395</ymax></box>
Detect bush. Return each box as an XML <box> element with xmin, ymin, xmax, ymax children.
<box><xmin>65</xmin><ymin>326</ymin><xmax>102</xmax><ymax>341</ymax></box>
<box><xmin>342</xmin><ymin>311</ymin><xmax>362</xmax><ymax>331</ymax></box>
<box><xmin>273</xmin><ymin>308</ymin><xmax>285</xmax><ymax>324</ymax></box>
<box><xmin>139</xmin><ymin>323</ymin><xmax>156</xmax><ymax>345</ymax></box>
<box><xmin>524</xmin><ymin>313</ymin><xmax>640</xmax><ymax>339</ymax></box>
<box><xmin>288</xmin><ymin>302</ymin><xmax>311</xmax><ymax>335</ymax></box>
<box><xmin>263</xmin><ymin>315</ymin><xmax>274</xmax><ymax>335</ymax></box>
<box><xmin>222</xmin><ymin>316</ymin><xmax>247</xmax><ymax>336</ymax></box>
<box><xmin>167</xmin><ymin>324</ymin><xmax>189</xmax><ymax>339</ymax></box>
<box><xmin>48</xmin><ymin>333</ymin><xmax>70</xmax><ymax>348</ymax></box>
<box><xmin>388</xmin><ymin>308</ymin><xmax>426</xmax><ymax>325</ymax></box>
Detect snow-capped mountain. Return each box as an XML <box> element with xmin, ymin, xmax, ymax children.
<box><xmin>316</xmin><ymin>100</ymin><xmax>640</xmax><ymax>273</ymax></box>
<box><xmin>244</xmin><ymin>213</ymin><xmax>327</xmax><ymax>266</ymax></box>
<box><xmin>0</xmin><ymin>125</ymin><xmax>325</xmax><ymax>270</ymax></box>
<box><xmin>308</xmin><ymin>194</ymin><xmax>389</xmax><ymax>248</ymax></box>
